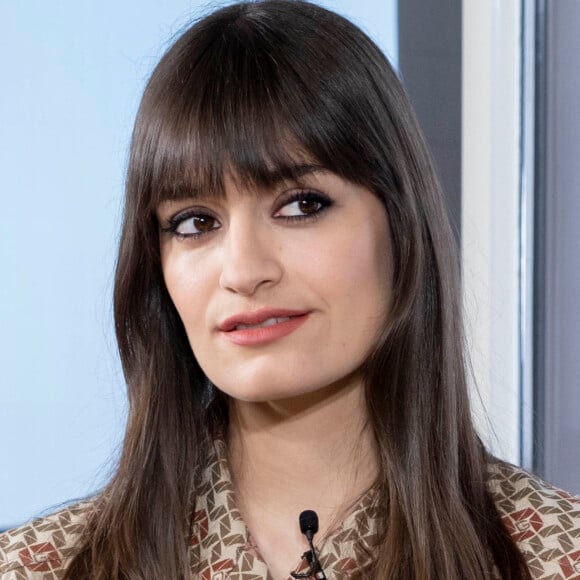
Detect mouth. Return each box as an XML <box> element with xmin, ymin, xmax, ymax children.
<box><xmin>218</xmin><ymin>309</ymin><xmax>310</xmax><ymax>346</ymax></box>
<box><xmin>218</xmin><ymin>308</ymin><xmax>310</xmax><ymax>332</ymax></box>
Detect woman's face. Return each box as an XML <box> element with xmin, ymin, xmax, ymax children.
<box><xmin>157</xmin><ymin>168</ymin><xmax>392</xmax><ymax>403</ymax></box>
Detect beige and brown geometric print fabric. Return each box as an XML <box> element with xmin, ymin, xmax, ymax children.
<box><xmin>488</xmin><ymin>462</ymin><xmax>580</xmax><ymax>579</ymax></box>
<box><xmin>1</xmin><ymin>440</ymin><xmax>579</xmax><ymax>579</ymax></box>
<box><xmin>0</xmin><ymin>499</ymin><xmax>94</xmax><ymax>579</ymax></box>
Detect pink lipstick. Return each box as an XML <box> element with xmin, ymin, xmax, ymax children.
<box><xmin>219</xmin><ymin>308</ymin><xmax>310</xmax><ymax>346</ymax></box>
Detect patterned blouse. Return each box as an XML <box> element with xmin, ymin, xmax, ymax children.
<box><xmin>1</xmin><ymin>439</ymin><xmax>579</xmax><ymax>579</ymax></box>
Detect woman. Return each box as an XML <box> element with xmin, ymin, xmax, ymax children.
<box><xmin>1</xmin><ymin>1</ymin><xmax>578</xmax><ymax>578</ymax></box>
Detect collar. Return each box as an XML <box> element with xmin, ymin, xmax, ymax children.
<box><xmin>189</xmin><ymin>438</ymin><xmax>381</xmax><ymax>579</ymax></box>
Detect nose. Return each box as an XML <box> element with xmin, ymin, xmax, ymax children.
<box><xmin>218</xmin><ymin>218</ymin><xmax>283</xmax><ymax>296</ymax></box>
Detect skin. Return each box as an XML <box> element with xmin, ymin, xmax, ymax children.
<box><xmin>158</xmin><ymin>168</ymin><xmax>392</xmax><ymax>578</ymax></box>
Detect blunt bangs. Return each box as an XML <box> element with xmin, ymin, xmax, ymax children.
<box><xmin>130</xmin><ymin>1</ymin><xmax>394</xmax><ymax>214</ymax></box>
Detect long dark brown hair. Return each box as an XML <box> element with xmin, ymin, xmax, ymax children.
<box><xmin>65</xmin><ymin>1</ymin><xmax>531</xmax><ymax>578</ymax></box>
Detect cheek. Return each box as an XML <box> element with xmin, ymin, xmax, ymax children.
<box><xmin>161</xmin><ymin>249</ymin><xmax>214</xmax><ymax>332</ymax></box>
<box><xmin>306</xmin><ymin>223</ymin><xmax>391</xmax><ymax>311</ymax></box>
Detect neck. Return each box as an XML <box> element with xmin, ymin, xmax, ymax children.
<box><xmin>227</xmin><ymin>376</ymin><xmax>378</xmax><ymax>539</ymax></box>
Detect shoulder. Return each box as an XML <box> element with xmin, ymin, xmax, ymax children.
<box><xmin>0</xmin><ymin>499</ymin><xmax>96</xmax><ymax>580</ymax></box>
<box><xmin>488</xmin><ymin>460</ymin><xmax>580</xmax><ymax>579</ymax></box>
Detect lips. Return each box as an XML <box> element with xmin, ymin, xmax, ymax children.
<box><xmin>218</xmin><ymin>308</ymin><xmax>310</xmax><ymax>346</ymax></box>
<box><xmin>218</xmin><ymin>309</ymin><xmax>309</xmax><ymax>332</ymax></box>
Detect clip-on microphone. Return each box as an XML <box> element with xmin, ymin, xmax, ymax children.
<box><xmin>290</xmin><ymin>510</ymin><xmax>327</xmax><ymax>579</ymax></box>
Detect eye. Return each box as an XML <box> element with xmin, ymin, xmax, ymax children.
<box><xmin>274</xmin><ymin>192</ymin><xmax>333</xmax><ymax>219</ymax></box>
<box><xmin>162</xmin><ymin>210</ymin><xmax>221</xmax><ymax>238</ymax></box>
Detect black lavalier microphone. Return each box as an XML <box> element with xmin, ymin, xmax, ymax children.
<box><xmin>299</xmin><ymin>510</ymin><xmax>319</xmax><ymax>540</ymax></box>
<box><xmin>290</xmin><ymin>510</ymin><xmax>327</xmax><ymax>579</ymax></box>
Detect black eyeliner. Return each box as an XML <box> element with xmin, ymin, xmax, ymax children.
<box><xmin>159</xmin><ymin>208</ymin><xmax>219</xmax><ymax>238</ymax></box>
<box><xmin>273</xmin><ymin>190</ymin><xmax>334</xmax><ymax>220</ymax></box>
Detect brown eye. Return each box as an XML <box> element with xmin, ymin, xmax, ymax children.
<box><xmin>297</xmin><ymin>198</ymin><xmax>323</xmax><ymax>214</ymax></box>
<box><xmin>189</xmin><ymin>216</ymin><xmax>217</xmax><ymax>233</ymax></box>
<box><xmin>168</xmin><ymin>212</ymin><xmax>221</xmax><ymax>237</ymax></box>
<box><xmin>275</xmin><ymin>192</ymin><xmax>332</xmax><ymax>219</ymax></box>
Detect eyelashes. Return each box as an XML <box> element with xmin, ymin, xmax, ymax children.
<box><xmin>272</xmin><ymin>191</ymin><xmax>333</xmax><ymax>220</ymax></box>
<box><xmin>161</xmin><ymin>210</ymin><xmax>220</xmax><ymax>239</ymax></box>
<box><xmin>161</xmin><ymin>191</ymin><xmax>334</xmax><ymax>240</ymax></box>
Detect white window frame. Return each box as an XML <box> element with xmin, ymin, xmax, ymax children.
<box><xmin>462</xmin><ymin>0</ymin><xmax>532</xmax><ymax>465</ymax></box>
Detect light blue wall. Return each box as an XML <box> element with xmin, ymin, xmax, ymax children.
<box><xmin>0</xmin><ymin>0</ymin><xmax>397</xmax><ymax>528</ymax></box>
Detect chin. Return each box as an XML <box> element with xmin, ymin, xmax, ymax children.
<box><xmin>205</xmin><ymin>362</ymin><xmax>310</xmax><ymax>402</ymax></box>
<box><xmin>203</xmin><ymin>356</ymin><xmax>367</xmax><ymax>407</ymax></box>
